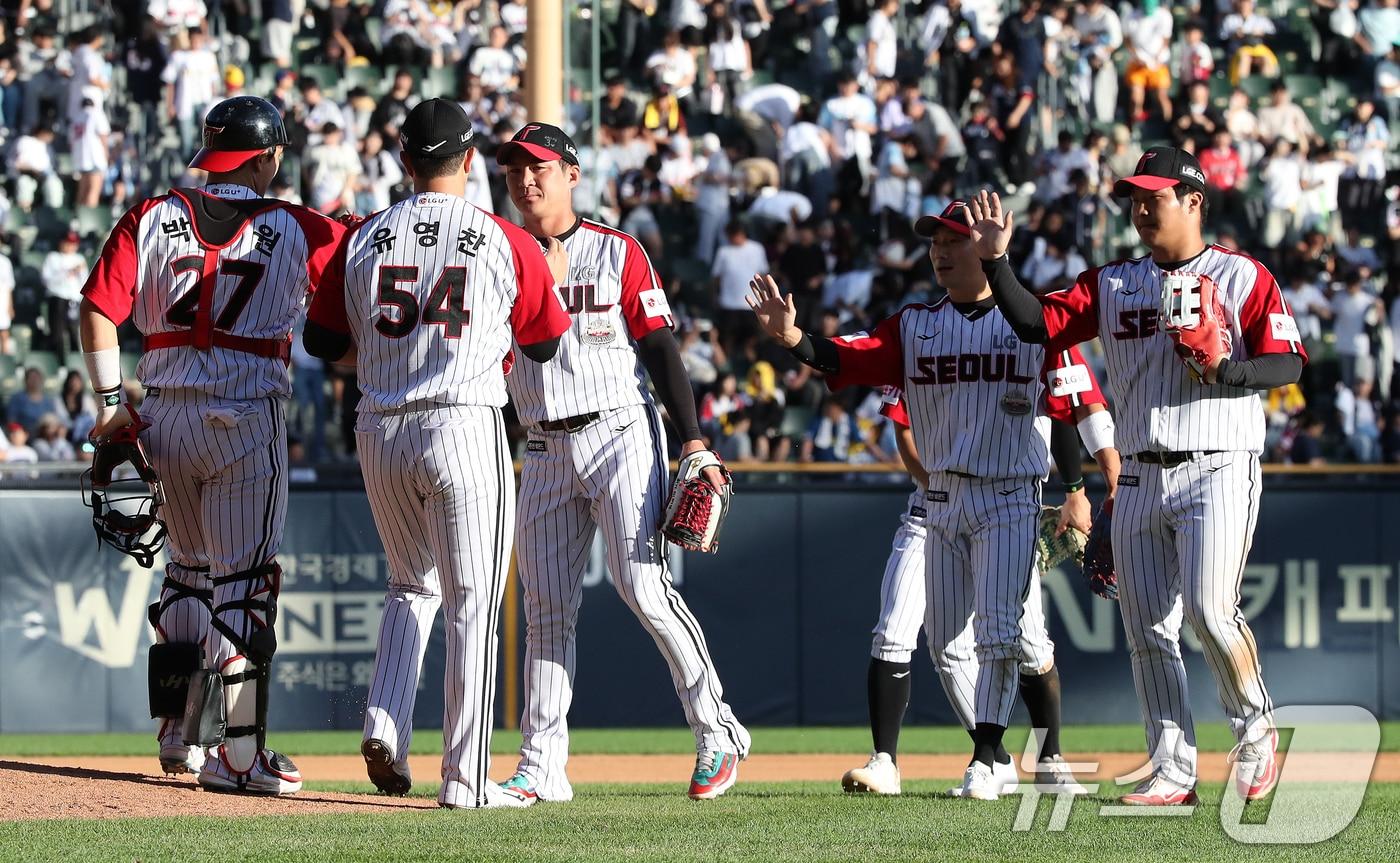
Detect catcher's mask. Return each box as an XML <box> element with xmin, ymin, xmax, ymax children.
<box><xmin>81</xmin><ymin>412</ymin><xmax>167</xmax><ymax>568</ymax></box>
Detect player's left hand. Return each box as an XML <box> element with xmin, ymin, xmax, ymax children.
<box><xmin>680</xmin><ymin>439</ymin><xmax>727</xmax><ymax>492</ymax></box>
<box><xmin>1058</xmin><ymin>488</ymin><xmax>1092</xmax><ymax>536</ymax></box>
<box><xmin>90</xmin><ymin>402</ymin><xmax>135</xmax><ymax>441</ymax></box>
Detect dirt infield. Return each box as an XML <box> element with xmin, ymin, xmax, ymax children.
<box><xmin>3</xmin><ymin>752</ymin><xmax>1396</xmax><ymax>821</ymax></box>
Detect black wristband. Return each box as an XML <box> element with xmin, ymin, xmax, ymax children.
<box><xmin>1063</xmin><ymin>478</ymin><xmax>1085</xmax><ymax>494</ymax></box>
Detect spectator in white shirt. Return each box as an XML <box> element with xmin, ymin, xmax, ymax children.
<box><xmin>705</xmin><ymin>2</ymin><xmax>752</xmax><ymax>112</ymax></box>
<box><xmin>30</xmin><ymin>413</ymin><xmax>74</xmax><ymax>462</ymax></box>
<box><xmin>355</xmin><ymin>130</ymin><xmax>403</xmax><ymax>214</ymax></box>
<box><xmin>1074</xmin><ymin>0</ymin><xmax>1123</xmax><ymax>124</ymax></box>
<box><xmin>304</xmin><ymin>123</ymin><xmax>361</xmax><ymax>215</ymax></box>
<box><xmin>865</xmin><ymin>0</ymin><xmax>900</xmax><ymax>87</ymax></box>
<box><xmin>468</xmin><ymin>26</ymin><xmax>519</xmax><ymax>94</ymax></box>
<box><xmin>2</xmin><ymin>422</ymin><xmax>38</xmax><ymax>463</ymax></box>
<box><xmin>694</xmin><ymin>133</ymin><xmax>732</xmax><ymax>262</ymax></box>
<box><xmin>0</xmin><ymin>243</ymin><xmax>12</xmax><ymax>356</ymax></box>
<box><xmin>71</xmin><ymin>87</ymin><xmax>110</xmax><ymax>208</ymax></box>
<box><xmin>645</xmin><ymin>30</ymin><xmax>699</xmax><ymax>102</ymax></box>
<box><xmin>1260</xmin><ymin>139</ymin><xmax>1305</xmax><ymax>247</ymax></box>
<box><xmin>1336</xmin><ymin>378</ymin><xmax>1381</xmax><ymax>462</ymax></box>
<box><xmin>1331</xmin><ymin>271</ymin><xmax>1385</xmax><ymax>387</ymax></box>
<box><xmin>7</xmin><ymin>126</ymin><xmax>63</xmax><ymax>210</ymax></box>
<box><xmin>162</xmin><ymin>28</ymin><xmax>220</xmax><ymax>154</ymax></box>
<box><xmin>711</xmin><ymin>221</ymin><xmax>769</xmax><ymax>349</ymax></box>
<box><xmin>42</xmin><ymin>231</ymin><xmax>87</xmax><ymax>362</ymax></box>
<box><xmin>66</xmin><ymin>26</ymin><xmax>111</xmax><ymax>125</ymax></box>
<box><xmin>1282</xmin><ymin>272</ymin><xmax>1332</xmax><ymax>344</ymax></box>
<box><xmin>1338</xmin><ymin>225</ymin><xmax>1384</xmax><ymax>272</ymax></box>
<box><xmin>1221</xmin><ymin>0</ymin><xmax>1279</xmax><ymax>84</ymax></box>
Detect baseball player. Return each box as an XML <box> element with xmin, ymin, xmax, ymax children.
<box><xmin>748</xmin><ymin>201</ymin><xmax>1118</xmax><ymax>801</ymax></box>
<box><xmin>843</xmin><ymin>381</ymin><xmax>1117</xmax><ymax>797</ymax></box>
<box><xmin>302</xmin><ymin>100</ymin><xmax>571</xmax><ymax>810</ymax></box>
<box><xmin>493</xmin><ymin>123</ymin><xmax>750</xmax><ymax>803</ymax></box>
<box><xmin>974</xmin><ymin>145</ymin><xmax>1307</xmax><ymax>805</ymax></box>
<box><xmin>80</xmin><ymin>96</ymin><xmax>345</xmax><ymax>794</ymax></box>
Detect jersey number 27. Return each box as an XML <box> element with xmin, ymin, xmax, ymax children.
<box><xmin>375</xmin><ymin>265</ymin><xmax>471</xmax><ymax>339</ymax></box>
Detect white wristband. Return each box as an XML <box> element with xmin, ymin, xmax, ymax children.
<box><xmin>83</xmin><ymin>348</ymin><xmax>123</xmax><ymax>404</ymax></box>
<box><xmin>1077</xmin><ymin>410</ymin><xmax>1115</xmax><ymax>456</ymax></box>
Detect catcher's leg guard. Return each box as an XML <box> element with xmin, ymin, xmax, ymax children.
<box><xmin>190</xmin><ymin>562</ymin><xmax>281</xmax><ymax>773</ymax></box>
<box><xmin>148</xmin><ymin>570</ymin><xmax>213</xmax><ymax>718</ymax></box>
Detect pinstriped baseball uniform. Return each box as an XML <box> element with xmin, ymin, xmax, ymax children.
<box><xmin>1036</xmin><ymin>245</ymin><xmax>1307</xmax><ymax>786</ymax></box>
<box><xmin>506</xmin><ymin>218</ymin><xmax>749</xmax><ymax>802</ymax></box>
<box><xmin>871</xmin><ymin>391</ymin><xmax>1053</xmax><ymax>732</ymax></box>
<box><xmin>82</xmin><ymin>182</ymin><xmax>344</xmax><ymax>772</ymax></box>
<box><xmin>306</xmin><ymin>192</ymin><xmax>569</xmax><ymax>808</ymax></box>
<box><xmin>827</xmin><ymin>300</ymin><xmax>1105</xmax><ymax>729</ymax></box>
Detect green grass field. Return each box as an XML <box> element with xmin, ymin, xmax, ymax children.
<box><xmin>1</xmin><ymin>726</ymin><xmax>1395</xmax><ymax>863</ymax></box>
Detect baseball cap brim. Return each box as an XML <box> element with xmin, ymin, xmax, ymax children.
<box><xmin>914</xmin><ymin>214</ymin><xmax>971</xmax><ymax>238</ymax></box>
<box><xmin>496</xmin><ymin>140</ymin><xmax>574</xmax><ymax>165</ymax></box>
<box><xmin>189</xmin><ymin>148</ymin><xmax>265</xmax><ymax>173</ymax></box>
<box><xmin>1112</xmin><ymin>174</ymin><xmax>1180</xmax><ymax>197</ymax></box>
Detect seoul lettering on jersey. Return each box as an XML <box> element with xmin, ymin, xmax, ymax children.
<box><xmin>826</xmin><ymin>300</ymin><xmax>1106</xmax><ymax>480</ymax></box>
<box><xmin>1036</xmin><ymin>244</ymin><xmax>1307</xmax><ymax>454</ymax></box>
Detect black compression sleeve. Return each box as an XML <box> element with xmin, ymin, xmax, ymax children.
<box><xmin>303</xmin><ymin>320</ymin><xmax>352</xmax><ymax>362</ymax></box>
<box><xmin>637</xmin><ymin>328</ymin><xmax>704</xmax><ymax>441</ymax></box>
<box><xmin>1215</xmin><ymin>353</ymin><xmax>1304</xmax><ymax>390</ymax></box>
<box><xmin>982</xmin><ymin>256</ymin><xmax>1050</xmax><ymax>344</ymax></box>
<box><xmin>1050</xmin><ymin>419</ymin><xmax>1084</xmax><ymax>487</ymax></box>
<box><xmin>788</xmin><ymin>331</ymin><xmax>842</xmax><ymax>375</ymax></box>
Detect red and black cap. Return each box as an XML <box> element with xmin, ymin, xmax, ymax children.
<box><xmin>496</xmin><ymin>123</ymin><xmax>580</xmax><ymax>166</ymax></box>
<box><xmin>188</xmin><ymin>96</ymin><xmax>289</xmax><ymax>173</ymax></box>
<box><xmin>914</xmin><ymin>200</ymin><xmax>972</xmax><ymax>238</ymax></box>
<box><xmin>399</xmin><ymin>98</ymin><xmax>476</xmax><ymax>159</ymax></box>
<box><xmin>1112</xmin><ymin>145</ymin><xmax>1207</xmax><ymax>197</ymax></box>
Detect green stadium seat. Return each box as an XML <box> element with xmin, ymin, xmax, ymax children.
<box><xmin>299</xmin><ymin>64</ymin><xmax>341</xmax><ymax>94</ymax></box>
<box><xmin>119</xmin><ymin>352</ymin><xmax>139</xmax><ymax>381</ymax></box>
<box><xmin>75</xmin><ymin>206</ymin><xmax>114</xmax><ymax>238</ymax></box>
<box><xmin>1240</xmin><ymin>76</ymin><xmax>1274</xmax><ymax>105</ymax></box>
<box><xmin>778</xmin><ymin>406</ymin><xmax>814</xmax><ymax>440</ymax></box>
<box><xmin>344</xmin><ymin>64</ymin><xmax>387</xmax><ymax>96</ymax></box>
<box><xmin>425</xmin><ymin>66</ymin><xmax>458</xmax><ymax>99</ymax></box>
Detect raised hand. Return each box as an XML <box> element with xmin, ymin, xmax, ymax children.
<box><xmin>745</xmin><ymin>274</ymin><xmax>800</xmax><ymax>348</ymax></box>
<box><xmin>965</xmin><ymin>189</ymin><xmax>1015</xmax><ymax>262</ymax></box>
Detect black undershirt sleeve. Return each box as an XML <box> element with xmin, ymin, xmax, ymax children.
<box><xmin>1050</xmin><ymin>419</ymin><xmax>1084</xmax><ymax>487</ymax></box>
<box><xmin>518</xmin><ymin>336</ymin><xmax>561</xmax><ymax>363</ymax></box>
<box><xmin>788</xmin><ymin>331</ymin><xmax>842</xmax><ymax>375</ymax></box>
<box><xmin>982</xmin><ymin>256</ymin><xmax>1050</xmax><ymax>344</ymax></box>
<box><xmin>637</xmin><ymin>327</ymin><xmax>704</xmax><ymax>442</ymax></box>
<box><xmin>302</xmin><ymin>319</ymin><xmax>352</xmax><ymax>362</ymax></box>
<box><xmin>1215</xmin><ymin>353</ymin><xmax>1303</xmax><ymax>390</ymax></box>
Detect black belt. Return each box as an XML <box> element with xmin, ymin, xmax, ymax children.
<box><xmin>946</xmin><ymin>470</ymin><xmax>979</xmax><ymax>479</ymax></box>
<box><xmin>1129</xmin><ymin>450</ymin><xmax>1223</xmax><ymax>467</ymax></box>
<box><xmin>537</xmin><ymin>412</ymin><xmax>602</xmax><ymax>433</ymax></box>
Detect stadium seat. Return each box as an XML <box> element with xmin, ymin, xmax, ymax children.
<box><xmin>345</xmin><ymin>65</ymin><xmax>387</xmax><ymax>96</ymax></box>
<box><xmin>24</xmin><ymin>350</ymin><xmax>60</xmax><ymax>378</ymax></box>
<box><xmin>76</xmin><ymin>206</ymin><xmax>114</xmax><ymax>238</ymax></box>
<box><xmin>426</xmin><ymin>66</ymin><xmax>458</xmax><ymax>99</ymax></box>
<box><xmin>1240</xmin><ymin>76</ymin><xmax>1274</xmax><ymax>105</ymax></box>
<box><xmin>778</xmin><ymin>406</ymin><xmax>814</xmax><ymax>441</ymax></box>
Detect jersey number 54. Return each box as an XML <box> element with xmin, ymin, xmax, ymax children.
<box><xmin>374</xmin><ymin>264</ymin><xmax>471</xmax><ymax>340</ymax></box>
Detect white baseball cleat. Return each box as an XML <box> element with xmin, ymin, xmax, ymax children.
<box><xmin>958</xmin><ymin>761</ymin><xmax>1001</xmax><ymax>801</ymax></box>
<box><xmin>440</xmin><ymin>782</ymin><xmax>535</xmax><ymax>810</ymax></box>
<box><xmin>1229</xmin><ymin>729</ymin><xmax>1280</xmax><ymax>802</ymax></box>
<box><xmin>841</xmin><ymin>752</ymin><xmax>901</xmax><ymax>795</ymax></box>
<box><xmin>198</xmin><ymin>749</ymin><xmax>302</xmax><ymax>796</ymax></box>
<box><xmin>1034</xmin><ymin>755</ymin><xmax>1090</xmax><ymax>795</ymax></box>
<box><xmin>159</xmin><ymin>744</ymin><xmax>205</xmax><ymax>777</ymax></box>
<box><xmin>948</xmin><ymin>757</ymin><xmax>1017</xmax><ymax>797</ymax></box>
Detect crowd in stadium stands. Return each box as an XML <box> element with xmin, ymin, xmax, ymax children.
<box><xmin>1</xmin><ymin>0</ymin><xmax>1399</xmax><ymax>471</ymax></box>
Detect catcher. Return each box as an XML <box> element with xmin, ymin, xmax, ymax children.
<box><xmin>493</xmin><ymin>122</ymin><xmax>749</xmax><ymax>804</ymax></box>
<box><xmin>840</xmin><ymin>386</ymin><xmax>1117</xmax><ymax>798</ymax></box>
<box><xmin>749</xmin><ymin>201</ymin><xmax>1119</xmax><ymax>801</ymax></box>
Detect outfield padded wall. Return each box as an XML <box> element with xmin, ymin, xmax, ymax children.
<box><xmin>0</xmin><ymin>480</ymin><xmax>1396</xmax><ymax>732</ymax></box>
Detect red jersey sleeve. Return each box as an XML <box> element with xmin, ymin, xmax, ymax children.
<box><xmin>305</xmin><ymin>227</ymin><xmax>354</xmax><ymax>335</ymax></box>
<box><xmin>81</xmin><ymin>197</ymin><xmax>162</xmax><ymax>325</ymax></box>
<box><xmin>1039</xmin><ymin>267</ymin><xmax>1101</xmax><ymax>352</ymax></box>
<box><xmin>825</xmin><ymin>311</ymin><xmax>905</xmax><ymax>390</ymax></box>
<box><xmin>1235</xmin><ymin>257</ymin><xmax>1308</xmax><ymax>361</ymax></box>
<box><xmin>618</xmin><ymin>234</ymin><xmax>674</xmax><ymax>339</ymax></box>
<box><xmin>488</xmin><ymin>214</ymin><xmax>570</xmax><ymax>345</ymax></box>
<box><xmin>878</xmin><ymin>386</ymin><xmax>910</xmax><ymax>428</ymax></box>
<box><xmin>1041</xmin><ymin>345</ymin><xmax>1106</xmax><ymax>423</ymax></box>
<box><xmin>286</xmin><ymin>206</ymin><xmax>347</xmax><ymax>292</ymax></box>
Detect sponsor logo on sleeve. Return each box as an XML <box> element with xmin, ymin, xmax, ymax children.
<box><xmin>1270</xmin><ymin>313</ymin><xmax>1302</xmax><ymax>343</ymax></box>
<box><xmin>1049</xmin><ymin>364</ymin><xmax>1093</xmax><ymax>397</ymax></box>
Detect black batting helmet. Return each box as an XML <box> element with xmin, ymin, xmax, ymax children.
<box><xmin>189</xmin><ymin>96</ymin><xmax>290</xmax><ymax>173</ymax></box>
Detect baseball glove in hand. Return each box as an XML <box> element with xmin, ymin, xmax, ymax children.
<box><xmin>1036</xmin><ymin>505</ymin><xmax>1088</xmax><ymax>571</ymax></box>
<box><xmin>1081</xmin><ymin>506</ymin><xmax>1118</xmax><ymax>600</ymax></box>
<box><xmin>661</xmin><ymin>451</ymin><xmax>732</xmax><ymax>553</ymax></box>
<box><xmin>1159</xmin><ymin>271</ymin><xmax>1232</xmax><ymax>382</ymax></box>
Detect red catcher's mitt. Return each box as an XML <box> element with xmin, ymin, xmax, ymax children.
<box><xmin>1159</xmin><ymin>271</ymin><xmax>1232</xmax><ymax>382</ymax></box>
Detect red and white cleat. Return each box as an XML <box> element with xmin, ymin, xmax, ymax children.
<box><xmin>1230</xmin><ymin>728</ymin><xmax>1280</xmax><ymax>802</ymax></box>
<box><xmin>1121</xmin><ymin>774</ymin><xmax>1199</xmax><ymax>806</ymax></box>
<box><xmin>688</xmin><ymin>750</ymin><xmax>739</xmax><ymax>800</ymax></box>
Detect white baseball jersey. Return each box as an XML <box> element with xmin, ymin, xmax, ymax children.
<box><xmin>82</xmin><ymin>183</ymin><xmax>345</xmax><ymax>399</ymax></box>
<box><xmin>1037</xmin><ymin>245</ymin><xmax>1306</xmax><ymax>454</ymax></box>
<box><xmin>827</xmin><ymin>299</ymin><xmax>1106</xmax><ymax>479</ymax></box>
<box><xmin>307</xmin><ymin>192</ymin><xmax>569</xmax><ymax>414</ymax></box>
<box><xmin>507</xmin><ymin>218</ymin><xmax>675</xmax><ymax>425</ymax></box>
